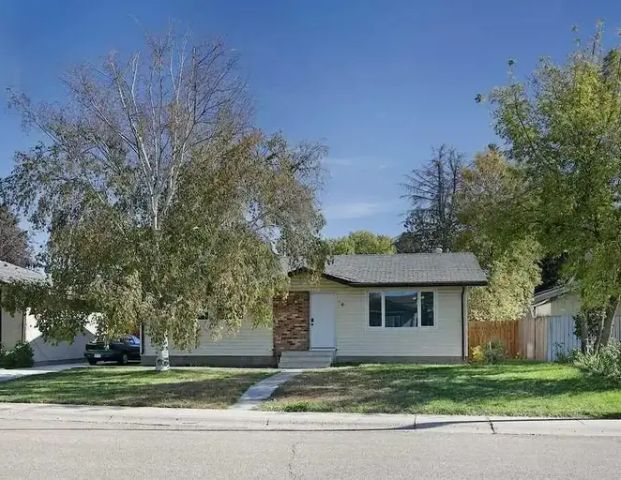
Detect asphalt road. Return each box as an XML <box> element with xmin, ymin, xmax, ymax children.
<box><xmin>1</xmin><ymin>418</ymin><xmax>620</xmax><ymax>479</ymax></box>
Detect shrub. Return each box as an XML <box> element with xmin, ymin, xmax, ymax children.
<box><xmin>470</xmin><ymin>345</ymin><xmax>485</xmax><ymax>363</ymax></box>
<box><xmin>573</xmin><ymin>340</ymin><xmax>621</xmax><ymax>383</ymax></box>
<box><xmin>484</xmin><ymin>340</ymin><xmax>506</xmax><ymax>364</ymax></box>
<box><xmin>0</xmin><ymin>342</ymin><xmax>34</xmax><ymax>369</ymax></box>
<box><xmin>553</xmin><ymin>343</ymin><xmax>580</xmax><ymax>363</ymax></box>
<box><xmin>470</xmin><ymin>340</ymin><xmax>506</xmax><ymax>364</ymax></box>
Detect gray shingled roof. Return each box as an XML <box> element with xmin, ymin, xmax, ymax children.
<box><xmin>0</xmin><ymin>261</ymin><xmax>45</xmax><ymax>284</ymax></box>
<box><xmin>532</xmin><ymin>284</ymin><xmax>572</xmax><ymax>306</ymax></box>
<box><xmin>290</xmin><ymin>253</ymin><xmax>487</xmax><ymax>286</ymax></box>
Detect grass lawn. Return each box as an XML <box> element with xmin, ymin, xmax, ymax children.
<box><xmin>0</xmin><ymin>366</ymin><xmax>274</xmax><ymax>409</ymax></box>
<box><xmin>263</xmin><ymin>362</ymin><xmax>621</xmax><ymax>418</ymax></box>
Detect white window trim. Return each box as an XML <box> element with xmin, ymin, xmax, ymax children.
<box><xmin>367</xmin><ymin>289</ymin><xmax>437</xmax><ymax>329</ymax></box>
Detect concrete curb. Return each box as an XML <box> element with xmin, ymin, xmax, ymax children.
<box><xmin>1</xmin><ymin>403</ymin><xmax>621</xmax><ymax>436</ymax></box>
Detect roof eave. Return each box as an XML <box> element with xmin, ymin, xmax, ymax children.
<box><xmin>341</xmin><ymin>280</ymin><xmax>489</xmax><ymax>288</ymax></box>
<box><xmin>289</xmin><ymin>268</ymin><xmax>488</xmax><ymax>288</ymax></box>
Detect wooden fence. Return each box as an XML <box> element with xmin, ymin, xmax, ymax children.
<box><xmin>468</xmin><ymin>320</ymin><xmax>520</xmax><ymax>358</ymax></box>
<box><xmin>469</xmin><ymin>316</ymin><xmax>621</xmax><ymax>361</ymax></box>
<box><xmin>517</xmin><ymin>315</ymin><xmax>548</xmax><ymax>360</ymax></box>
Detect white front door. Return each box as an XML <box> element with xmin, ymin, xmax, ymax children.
<box><xmin>310</xmin><ymin>293</ymin><xmax>336</xmax><ymax>349</ymax></box>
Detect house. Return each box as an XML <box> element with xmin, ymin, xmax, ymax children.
<box><xmin>142</xmin><ymin>252</ymin><xmax>487</xmax><ymax>368</ymax></box>
<box><xmin>0</xmin><ymin>260</ymin><xmax>96</xmax><ymax>365</ymax></box>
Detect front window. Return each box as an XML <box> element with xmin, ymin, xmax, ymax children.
<box><xmin>369</xmin><ymin>292</ymin><xmax>382</xmax><ymax>327</ymax></box>
<box><xmin>368</xmin><ymin>290</ymin><xmax>435</xmax><ymax>328</ymax></box>
<box><xmin>385</xmin><ymin>292</ymin><xmax>418</xmax><ymax>327</ymax></box>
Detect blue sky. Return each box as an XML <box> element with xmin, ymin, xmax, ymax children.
<box><xmin>1</xmin><ymin>1</ymin><xmax>620</xmax><ymax>244</ymax></box>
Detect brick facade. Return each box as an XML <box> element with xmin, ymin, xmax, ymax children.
<box><xmin>273</xmin><ymin>292</ymin><xmax>309</xmax><ymax>356</ymax></box>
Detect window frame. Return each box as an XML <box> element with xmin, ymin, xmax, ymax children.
<box><xmin>367</xmin><ymin>289</ymin><xmax>437</xmax><ymax>329</ymax></box>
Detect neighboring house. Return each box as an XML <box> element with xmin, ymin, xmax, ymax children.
<box><xmin>0</xmin><ymin>260</ymin><xmax>96</xmax><ymax>365</ymax></box>
<box><xmin>532</xmin><ymin>285</ymin><xmax>578</xmax><ymax>317</ymax></box>
<box><xmin>534</xmin><ymin>284</ymin><xmax>621</xmax><ymax>318</ymax></box>
<box><xmin>142</xmin><ymin>253</ymin><xmax>487</xmax><ymax>368</ymax></box>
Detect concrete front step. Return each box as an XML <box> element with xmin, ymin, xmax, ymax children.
<box><xmin>278</xmin><ymin>350</ymin><xmax>335</xmax><ymax>369</ymax></box>
<box><xmin>279</xmin><ymin>350</ymin><xmax>335</xmax><ymax>359</ymax></box>
<box><xmin>278</xmin><ymin>361</ymin><xmax>332</xmax><ymax>369</ymax></box>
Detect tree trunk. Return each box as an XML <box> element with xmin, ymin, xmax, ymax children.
<box><xmin>155</xmin><ymin>335</ymin><xmax>170</xmax><ymax>372</ymax></box>
<box><xmin>579</xmin><ymin>314</ymin><xmax>589</xmax><ymax>354</ymax></box>
<box><xmin>598</xmin><ymin>296</ymin><xmax>619</xmax><ymax>349</ymax></box>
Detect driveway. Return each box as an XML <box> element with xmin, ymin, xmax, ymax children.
<box><xmin>0</xmin><ymin>363</ymin><xmax>87</xmax><ymax>383</ymax></box>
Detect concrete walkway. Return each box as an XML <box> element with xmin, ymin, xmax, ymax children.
<box><xmin>1</xmin><ymin>402</ymin><xmax>621</xmax><ymax>437</ymax></box>
<box><xmin>0</xmin><ymin>363</ymin><xmax>87</xmax><ymax>383</ymax></box>
<box><xmin>231</xmin><ymin>370</ymin><xmax>304</xmax><ymax>410</ymax></box>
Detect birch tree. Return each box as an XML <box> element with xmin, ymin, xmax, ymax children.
<box><xmin>0</xmin><ymin>205</ymin><xmax>31</xmax><ymax>267</ymax></box>
<box><xmin>0</xmin><ymin>32</ymin><xmax>327</xmax><ymax>371</ymax></box>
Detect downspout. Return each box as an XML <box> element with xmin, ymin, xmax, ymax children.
<box><xmin>140</xmin><ymin>324</ymin><xmax>145</xmax><ymax>356</ymax></box>
<box><xmin>461</xmin><ymin>286</ymin><xmax>466</xmax><ymax>362</ymax></box>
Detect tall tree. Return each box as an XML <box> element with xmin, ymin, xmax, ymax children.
<box><xmin>328</xmin><ymin>230</ymin><xmax>395</xmax><ymax>255</ymax></box>
<box><xmin>400</xmin><ymin>144</ymin><xmax>463</xmax><ymax>252</ymax></box>
<box><xmin>0</xmin><ymin>31</ymin><xmax>327</xmax><ymax>371</ymax></box>
<box><xmin>487</xmin><ymin>24</ymin><xmax>621</xmax><ymax>347</ymax></box>
<box><xmin>457</xmin><ymin>148</ymin><xmax>541</xmax><ymax>322</ymax></box>
<box><xmin>0</xmin><ymin>205</ymin><xmax>31</xmax><ymax>267</ymax></box>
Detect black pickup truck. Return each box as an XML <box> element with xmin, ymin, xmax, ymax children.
<box><xmin>84</xmin><ymin>335</ymin><xmax>141</xmax><ymax>365</ymax></box>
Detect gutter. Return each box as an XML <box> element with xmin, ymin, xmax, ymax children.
<box><xmin>290</xmin><ymin>271</ymin><xmax>488</xmax><ymax>288</ymax></box>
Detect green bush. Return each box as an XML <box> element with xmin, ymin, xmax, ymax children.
<box><xmin>470</xmin><ymin>345</ymin><xmax>486</xmax><ymax>363</ymax></box>
<box><xmin>0</xmin><ymin>342</ymin><xmax>34</xmax><ymax>369</ymax></box>
<box><xmin>484</xmin><ymin>340</ymin><xmax>506</xmax><ymax>364</ymax></box>
<box><xmin>470</xmin><ymin>340</ymin><xmax>506</xmax><ymax>364</ymax></box>
<box><xmin>553</xmin><ymin>343</ymin><xmax>580</xmax><ymax>364</ymax></box>
<box><xmin>573</xmin><ymin>340</ymin><xmax>621</xmax><ymax>383</ymax></box>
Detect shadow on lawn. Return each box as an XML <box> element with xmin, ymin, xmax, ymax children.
<box><xmin>0</xmin><ymin>368</ymin><xmax>269</xmax><ymax>408</ymax></box>
<box><xmin>271</xmin><ymin>363</ymin><xmax>621</xmax><ymax>416</ymax></box>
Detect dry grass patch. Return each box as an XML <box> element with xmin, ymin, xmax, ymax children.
<box><xmin>263</xmin><ymin>362</ymin><xmax>621</xmax><ymax>418</ymax></box>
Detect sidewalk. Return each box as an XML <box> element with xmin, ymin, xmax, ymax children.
<box><xmin>1</xmin><ymin>402</ymin><xmax>620</xmax><ymax>437</ymax></box>
<box><xmin>0</xmin><ymin>363</ymin><xmax>88</xmax><ymax>383</ymax></box>
<box><xmin>231</xmin><ymin>370</ymin><xmax>304</xmax><ymax>410</ymax></box>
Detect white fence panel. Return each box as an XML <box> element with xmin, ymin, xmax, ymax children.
<box><xmin>546</xmin><ymin>315</ymin><xmax>580</xmax><ymax>361</ymax></box>
<box><xmin>544</xmin><ymin>315</ymin><xmax>621</xmax><ymax>361</ymax></box>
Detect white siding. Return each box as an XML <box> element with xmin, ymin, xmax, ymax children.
<box><xmin>1</xmin><ymin>307</ymin><xmax>24</xmax><ymax>349</ymax></box>
<box><xmin>144</xmin><ymin>317</ymin><xmax>272</xmax><ymax>356</ymax></box>
<box><xmin>145</xmin><ymin>275</ymin><xmax>467</xmax><ymax>359</ymax></box>
<box><xmin>291</xmin><ymin>276</ymin><xmax>464</xmax><ymax>358</ymax></box>
<box><xmin>1</xmin><ymin>291</ymin><xmax>96</xmax><ymax>363</ymax></box>
<box><xmin>23</xmin><ymin>312</ymin><xmax>96</xmax><ymax>363</ymax></box>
